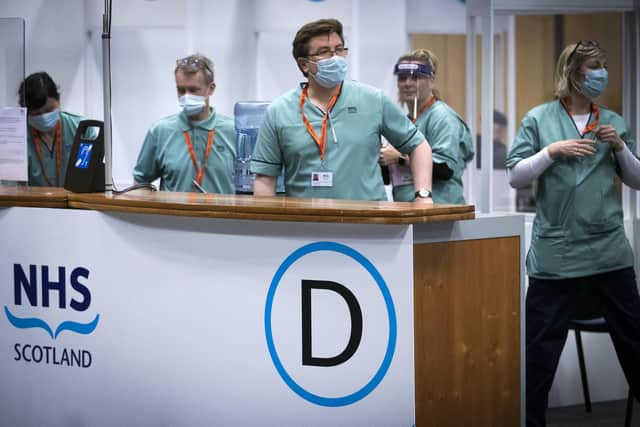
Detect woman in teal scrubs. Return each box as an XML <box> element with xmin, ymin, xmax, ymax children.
<box><xmin>19</xmin><ymin>72</ymin><xmax>85</xmax><ymax>187</ymax></box>
<box><xmin>507</xmin><ymin>41</ymin><xmax>640</xmax><ymax>427</ymax></box>
<box><xmin>381</xmin><ymin>49</ymin><xmax>474</xmax><ymax>204</ymax></box>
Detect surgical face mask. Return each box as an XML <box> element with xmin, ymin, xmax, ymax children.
<box><xmin>579</xmin><ymin>68</ymin><xmax>608</xmax><ymax>99</ymax></box>
<box><xmin>178</xmin><ymin>94</ymin><xmax>207</xmax><ymax>117</ymax></box>
<box><xmin>309</xmin><ymin>56</ymin><xmax>347</xmax><ymax>88</ymax></box>
<box><xmin>28</xmin><ymin>109</ymin><xmax>60</xmax><ymax>132</ymax></box>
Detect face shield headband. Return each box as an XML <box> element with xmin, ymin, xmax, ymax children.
<box><xmin>393</xmin><ymin>62</ymin><xmax>433</xmax><ymax>78</ymax></box>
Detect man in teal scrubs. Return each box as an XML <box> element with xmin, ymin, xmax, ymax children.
<box><xmin>250</xmin><ymin>19</ymin><xmax>433</xmax><ymax>202</ymax></box>
<box><xmin>19</xmin><ymin>72</ymin><xmax>86</xmax><ymax>187</ymax></box>
<box><xmin>507</xmin><ymin>41</ymin><xmax>640</xmax><ymax>426</ymax></box>
<box><xmin>380</xmin><ymin>49</ymin><xmax>474</xmax><ymax>204</ymax></box>
<box><xmin>134</xmin><ymin>54</ymin><xmax>235</xmax><ymax>193</ymax></box>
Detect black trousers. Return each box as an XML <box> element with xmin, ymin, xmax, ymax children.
<box><xmin>526</xmin><ymin>266</ymin><xmax>640</xmax><ymax>427</ymax></box>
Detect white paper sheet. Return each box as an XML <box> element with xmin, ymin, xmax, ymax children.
<box><xmin>0</xmin><ymin>107</ymin><xmax>27</xmax><ymax>182</ymax></box>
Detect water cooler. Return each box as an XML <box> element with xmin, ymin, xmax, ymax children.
<box><xmin>233</xmin><ymin>101</ymin><xmax>284</xmax><ymax>194</ymax></box>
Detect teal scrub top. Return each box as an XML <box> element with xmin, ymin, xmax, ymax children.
<box><xmin>250</xmin><ymin>80</ymin><xmax>425</xmax><ymax>201</ymax></box>
<box><xmin>27</xmin><ymin>111</ymin><xmax>84</xmax><ymax>187</ymax></box>
<box><xmin>506</xmin><ymin>100</ymin><xmax>637</xmax><ymax>279</ymax></box>
<box><xmin>133</xmin><ymin>109</ymin><xmax>236</xmax><ymax>193</ymax></box>
<box><xmin>393</xmin><ymin>100</ymin><xmax>474</xmax><ymax>203</ymax></box>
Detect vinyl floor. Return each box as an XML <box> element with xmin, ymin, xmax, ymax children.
<box><xmin>548</xmin><ymin>398</ymin><xmax>639</xmax><ymax>427</ymax></box>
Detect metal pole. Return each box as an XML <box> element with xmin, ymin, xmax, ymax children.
<box><xmin>480</xmin><ymin>5</ymin><xmax>494</xmax><ymax>213</ymax></box>
<box><xmin>102</xmin><ymin>1</ymin><xmax>113</xmax><ymax>194</ymax></box>
<box><xmin>465</xmin><ymin>14</ymin><xmax>477</xmax><ymax>206</ymax></box>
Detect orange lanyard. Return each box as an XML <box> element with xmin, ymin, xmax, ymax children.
<box><xmin>561</xmin><ymin>99</ymin><xmax>599</xmax><ymax>136</ymax></box>
<box><xmin>31</xmin><ymin>120</ymin><xmax>62</xmax><ymax>186</ymax></box>
<box><xmin>410</xmin><ymin>96</ymin><xmax>436</xmax><ymax>123</ymax></box>
<box><xmin>183</xmin><ymin>129</ymin><xmax>215</xmax><ymax>186</ymax></box>
<box><xmin>299</xmin><ymin>82</ymin><xmax>342</xmax><ymax>160</ymax></box>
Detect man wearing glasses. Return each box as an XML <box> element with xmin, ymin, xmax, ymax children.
<box><xmin>251</xmin><ymin>19</ymin><xmax>433</xmax><ymax>202</ymax></box>
<box><xmin>133</xmin><ymin>54</ymin><xmax>236</xmax><ymax>193</ymax></box>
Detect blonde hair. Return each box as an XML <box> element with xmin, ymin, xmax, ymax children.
<box><xmin>554</xmin><ymin>42</ymin><xmax>606</xmax><ymax>99</ymax></box>
<box><xmin>396</xmin><ymin>48</ymin><xmax>441</xmax><ymax>100</ymax></box>
<box><xmin>175</xmin><ymin>53</ymin><xmax>215</xmax><ymax>85</ymax></box>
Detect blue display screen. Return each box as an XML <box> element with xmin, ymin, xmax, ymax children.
<box><xmin>74</xmin><ymin>142</ymin><xmax>93</xmax><ymax>169</ymax></box>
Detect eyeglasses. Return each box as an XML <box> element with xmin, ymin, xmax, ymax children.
<box><xmin>307</xmin><ymin>46</ymin><xmax>349</xmax><ymax>59</ymax></box>
<box><xmin>567</xmin><ymin>40</ymin><xmax>599</xmax><ymax>66</ymax></box>
<box><xmin>176</xmin><ymin>57</ymin><xmax>213</xmax><ymax>75</ymax></box>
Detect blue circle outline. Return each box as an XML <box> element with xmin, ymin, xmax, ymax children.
<box><xmin>264</xmin><ymin>241</ymin><xmax>397</xmax><ymax>407</ymax></box>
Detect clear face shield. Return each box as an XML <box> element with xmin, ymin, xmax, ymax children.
<box><xmin>393</xmin><ymin>62</ymin><xmax>433</xmax><ymax>119</ymax></box>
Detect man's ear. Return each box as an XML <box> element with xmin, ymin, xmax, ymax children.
<box><xmin>208</xmin><ymin>82</ymin><xmax>216</xmax><ymax>96</ymax></box>
<box><xmin>297</xmin><ymin>57</ymin><xmax>311</xmax><ymax>76</ymax></box>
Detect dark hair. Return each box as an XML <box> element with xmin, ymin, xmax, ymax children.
<box><xmin>493</xmin><ymin>109</ymin><xmax>507</xmax><ymax>127</ymax></box>
<box><xmin>18</xmin><ymin>72</ymin><xmax>60</xmax><ymax>111</ymax></box>
<box><xmin>292</xmin><ymin>18</ymin><xmax>345</xmax><ymax>76</ymax></box>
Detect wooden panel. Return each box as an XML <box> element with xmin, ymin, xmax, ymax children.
<box><xmin>66</xmin><ymin>190</ymin><xmax>475</xmax><ymax>224</ymax></box>
<box><xmin>410</xmin><ymin>34</ymin><xmax>468</xmax><ymax>119</ymax></box>
<box><xmin>515</xmin><ymin>16</ymin><xmax>556</xmax><ymax>124</ymax></box>
<box><xmin>0</xmin><ymin>185</ymin><xmax>67</xmax><ymax>208</ymax></box>
<box><xmin>563</xmin><ymin>13</ymin><xmax>623</xmax><ymax>114</ymax></box>
<box><xmin>414</xmin><ymin>237</ymin><xmax>520</xmax><ymax>426</ymax></box>
<box><xmin>411</xmin><ymin>33</ymin><xmax>508</xmax><ymax>127</ymax></box>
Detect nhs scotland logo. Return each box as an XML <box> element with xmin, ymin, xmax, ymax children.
<box><xmin>4</xmin><ymin>263</ymin><xmax>100</xmax><ymax>368</ymax></box>
<box><xmin>265</xmin><ymin>241</ymin><xmax>397</xmax><ymax>407</ymax></box>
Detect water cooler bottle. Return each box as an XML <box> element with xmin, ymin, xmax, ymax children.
<box><xmin>233</xmin><ymin>101</ymin><xmax>284</xmax><ymax>194</ymax></box>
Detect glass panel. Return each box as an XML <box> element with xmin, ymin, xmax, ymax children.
<box><xmin>0</xmin><ymin>18</ymin><xmax>26</xmax><ymax>184</ymax></box>
<box><xmin>0</xmin><ymin>18</ymin><xmax>25</xmax><ymax>108</ymax></box>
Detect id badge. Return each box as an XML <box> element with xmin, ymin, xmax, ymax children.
<box><xmin>311</xmin><ymin>171</ymin><xmax>333</xmax><ymax>187</ymax></box>
<box><xmin>388</xmin><ymin>163</ymin><xmax>414</xmax><ymax>186</ymax></box>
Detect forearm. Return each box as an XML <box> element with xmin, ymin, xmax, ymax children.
<box><xmin>616</xmin><ymin>144</ymin><xmax>640</xmax><ymax>189</ymax></box>
<box><xmin>508</xmin><ymin>148</ymin><xmax>554</xmax><ymax>188</ymax></box>
<box><xmin>409</xmin><ymin>142</ymin><xmax>433</xmax><ymax>191</ymax></box>
<box><xmin>253</xmin><ymin>174</ymin><xmax>277</xmax><ymax>196</ymax></box>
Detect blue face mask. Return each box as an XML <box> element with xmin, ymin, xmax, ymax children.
<box><xmin>580</xmin><ymin>68</ymin><xmax>608</xmax><ymax>99</ymax></box>
<box><xmin>310</xmin><ymin>56</ymin><xmax>347</xmax><ymax>88</ymax></box>
<box><xmin>178</xmin><ymin>94</ymin><xmax>207</xmax><ymax>117</ymax></box>
<box><xmin>28</xmin><ymin>109</ymin><xmax>60</xmax><ymax>132</ymax></box>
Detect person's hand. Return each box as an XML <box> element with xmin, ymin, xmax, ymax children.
<box><xmin>379</xmin><ymin>142</ymin><xmax>405</xmax><ymax>166</ymax></box>
<box><xmin>595</xmin><ymin>125</ymin><xmax>625</xmax><ymax>152</ymax></box>
<box><xmin>547</xmin><ymin>139</ymin><xmax>597</xmax><ymax>159</ymax></box>
<box><xmin>413</xmin><ymin>196</ymin><xmax>434</xmax><ymax>205</ymax></box>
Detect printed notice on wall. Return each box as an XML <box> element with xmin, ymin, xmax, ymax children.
<box><xmin>0</xmin><ymin>107</ymin><xmax>27</xmax><ymax>182</ymax></box>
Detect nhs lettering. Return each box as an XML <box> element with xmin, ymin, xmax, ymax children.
<box><xmin>4</xmin><ymin>263</ymin><xmax>99</xmax><ymax>368</ymax></box>
<box><xmin>14</xmin><ymin>264</ymin><xmax>91</xmax><ymax>311</ymax></box>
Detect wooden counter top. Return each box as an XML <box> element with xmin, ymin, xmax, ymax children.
<box><xmin>0</xmin><ymin>185</ymin><xmax>67</xmax><ymax>208</ymax></box>
<box><xmin>67</xmin><ymin>190</ymin><xmax>475</xmax><ymax>224</ymax></box>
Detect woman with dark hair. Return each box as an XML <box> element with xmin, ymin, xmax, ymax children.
<box><xmin>18</xmin><ymin>72</ymin><xmax>85</xmax><ymax>186</ymax></box>
<box><xmin>507</xmin><ymin>41</ymin><xmax>640</xmax><ymax>426</ymax></box>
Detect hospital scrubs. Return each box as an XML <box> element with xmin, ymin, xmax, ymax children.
<box><xmin>393</xmin><ymin>100</ymin><xmax>474</xmax><ymax>204</ymax></box>
<box><xmin>27</xmin><ymin>111</ymin><xmax>84</xmax><ymax>187</ymax></box>
<box><xmin>250</xmin><ymin>80</ymin><xmax>425</xmax><ymax>201</ymax></box>
<box><xmin>134</xmin><ymin>109</ymin><xmax>236</xmax><ymax>193</ymax></box>
<box><xmin>506</xmin><ymin>100</ymin><xmax>640</xmax><ymax>427</ymax></box>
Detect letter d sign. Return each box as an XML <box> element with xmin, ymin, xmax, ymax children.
<box><xmin>265</xmin><ymin>241</ymin><xmax>397</xmax><ymax>407</ymax></box>
<box><xmin>301</xmin><ymin>280</ymin><xmax>363</xmax><ymax>367</ymax></box>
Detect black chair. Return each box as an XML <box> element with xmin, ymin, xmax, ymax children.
<box><xmin>568</xmin><ymin>286</ymin><xmax>634</xmax><ymax>426</ymax></box>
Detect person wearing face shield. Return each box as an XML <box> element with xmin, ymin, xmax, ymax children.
<box><xmin>506</xmin><ymin>41</ymin><xmax>640</xmax><ymax>426</ymax></box>
<box><xmin>383</xmin><ymin>49</ymin><xmax>474</xmax><ymax>204</ymax></box>
<box><xmin>18</xmin><ymin>72</ymin><xmax>87</xmax><ymax>187</ymax></box>
<box><xmin>133</xmin><ymin>53</ymin><xmax>235</xmax><ymax>193</ymax></box>
<box><xmin>250</xmin><ymin>19</ymin><xmax>433</xmax><ymax>202</ymax></box>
